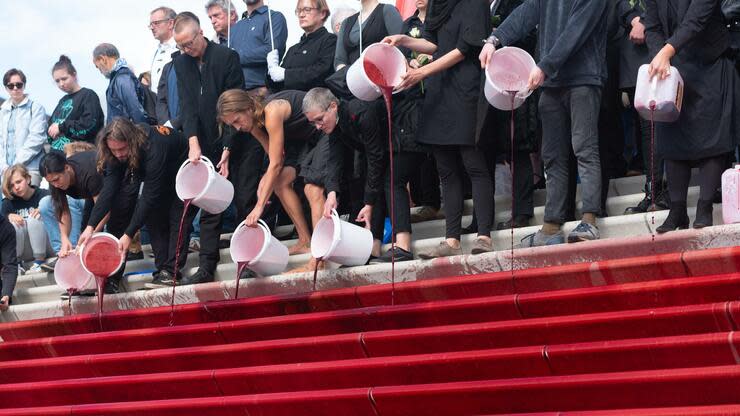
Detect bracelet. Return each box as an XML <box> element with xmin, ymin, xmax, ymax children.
<box><xmin>484</xmin><ymin>34</ymin><xmax>500</xmax><ymax>47</ymax></box>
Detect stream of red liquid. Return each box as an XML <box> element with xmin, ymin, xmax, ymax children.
<box><xmin>169</xmin><ymin>199</ymin><xmax>193</xmax><ymax>326</ymax></box>
<box><xmin>508</xmin><ymin>92</ymin><xmax>517</xmax><ymax>278</ymax></box>
<box><xmin>235</xmin><ymin>261</ymin><xmax>248</xmax><ymax>300</ymax></box>
<box><xmin>82</xmin><ymin>237</ymin><xmax>121</xmax><ymax>330</ymax></box>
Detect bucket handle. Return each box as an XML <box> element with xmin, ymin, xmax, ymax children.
<box><xmin>177</xmin><ymin>156</ymin><xmax>216</xmax><ymax>175</ymax></box>
<box><xmin>331</xmin><ymin>209</ymin><xmax>341</xmax><ymax>247</ymax></box>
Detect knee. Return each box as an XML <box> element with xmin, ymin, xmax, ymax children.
<box><xmin>39</xmin><ymin>196</ymin><xmax>52</xmax><ymax>216</ymax></box>
<box><xmin>304</xmin><ymin>184</ymin><xmax>324</xmax><ymax>202</ymax></box>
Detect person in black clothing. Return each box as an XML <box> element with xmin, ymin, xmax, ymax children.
<box><xmin>41</xmin><ymin>150</ymin><xmax>139</xmax><ymax>293</ymax></box>
<box><xmin>267</xmin><ymin>0</ymin><xmax>337</xmax><ymax>92</ymax></box>
<box><xmin>303</xmin><ymin>88</ymin><xmax>386</xmax><ymax>255</ymax></box>
<box><xmin>172</xmin><ymin>13</ymin><xmax>264</xmax><ymax>285</ymax></box>
<box><xmin>384</xmin><ymin>0</ymin><xmax>495</xmax><ymax>258</ymax></box>
<box><xmin>77</xmin><ymin>119</ymin><xmax>190</xmax><ymax>286</ymax></box>
<box><xmin>646</xmin><ymin>0</ymin><xmax>740</xmax><ymax>232</ymax></box>
<box><xmin>218</xmin><ymin>89</ymin><xmax>342</xmax><ymax>263</ymax></box>
<box><xmin>0</xmin><ymin>214</ymin><xmax>18</xmax><ymax>310</ymax></box>
<box><xmin>47</xmin><ymin>55</ymin><xmax>104</xmax><ymax>151</ymax></box>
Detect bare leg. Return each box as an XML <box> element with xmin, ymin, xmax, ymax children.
<box><xmin>273</xmin><ymin>167</ymin><xmax>311</xmax><ymax>255</ymax></box>
<box><xmin>304</xmin><ymin>183</ymin><xmax>326</xmax><ymax>229</ymax></box>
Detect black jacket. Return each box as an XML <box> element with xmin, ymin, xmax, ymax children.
<box><xmin>174</xmin><ymin>40</ymin><xmax>245</xmax><ymax>158</ymax></box>
<box><xmin>0</xmin><ymin>215</ymin><xmax>17</xmax><ymax>300</ymax></box>
<box><xmin>270</xmin><ymin>27</ymin><xmax>337</xmax><ymax>92</ymax></box>
<box><xmin>645</xmin><ymin>0</ymin><xmax>730</xmax><ymax>63</ymax></box>
<box><xmin>334</xmin><ymin>99</ymin><xmax>386</xmax><ymax>206</ymax></box>
<box><xmin>48</xmin><ymin>88</ymin><xmax>104</xmax><ymax>150</ymax></box>
<box><xmin>89</xmin><ymin>125</ymin><xmax>189</xmax><ymax>238</ymax></box>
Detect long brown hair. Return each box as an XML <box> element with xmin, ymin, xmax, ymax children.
<box><xmin>96</xmin><ymin>118</ymin><xmax>148</xmax><ymax>174</ymax></box>
<box><xmin>217</xmin><ymin>89</ymin><xmax>265</xmax><ymax>131</ymax></box>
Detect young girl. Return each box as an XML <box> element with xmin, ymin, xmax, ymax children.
<box><xmin>1</xmin><ymin>164</ymin><xmax>50</xmax><ymax>273</ymax></box>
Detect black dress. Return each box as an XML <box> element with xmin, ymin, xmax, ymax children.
<box><xmin>645</xmin><ymin>0</ymin><xmax>740</xmax><ymax>160</ymax></box>
<box><xmin>417</xmin><ymin>0</ymin><xmax>489</xmax><ymax>147</ymax></box>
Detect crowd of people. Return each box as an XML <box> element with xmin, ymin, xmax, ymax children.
<box><xmin>0</xmin><ymin>0</ymin><xmax>738</xmax><ymax>309</ymax></box>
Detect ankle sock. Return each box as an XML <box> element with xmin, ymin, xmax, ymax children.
<box><xmin>582</xmin><ymin>213</ymin><xmax>597</xmax><ymax>225</ymax></box>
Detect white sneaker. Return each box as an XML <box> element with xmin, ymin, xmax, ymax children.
<box><xmin>27</xmin><ymin>262</ymin><xmax>44</xmax><ymax>274</ymax></box>
<box><xmin>17</xmin><ymin>263</ymin><xmax>26</xmax><ymax>276</ymax></box>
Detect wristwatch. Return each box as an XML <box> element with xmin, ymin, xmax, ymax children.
<box><xmin>485</xmin><ymin>34</ymin><xmax>501</xmax><ymax>47</ymax></box>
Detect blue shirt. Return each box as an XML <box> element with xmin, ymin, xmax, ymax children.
<box><xmin>230</xmin><ymin>6</ymin><xmax>288</xmax><ymax>90</ymax></box>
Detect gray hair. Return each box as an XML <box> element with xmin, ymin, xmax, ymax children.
<box><xmin>303</xmin><ymin>88</ymin><xmax>339</xmax><ymax>113</ymax></box>
<box><xmin>174</xmin><ymin>12</ymin><xmax>201</xmax><ymax>34</ymax></box>
<box><xmin>151</xmin><ymin>6</ymin><xmax>177</xmax><ymax>20</ymax></box>
<box><xmin>205</xmin><ymin>0</ymin><xmax>236</xmax><ymax>15</ymax></box>
<box><xmin>92</xmin><ymin>43</ymin><xmax>120</xmax><ymax>59</ymax></box>
<box><xmin>331</xmin><ymin>6</ymin><xmax>356</xmax><ymax>34</ymax></box>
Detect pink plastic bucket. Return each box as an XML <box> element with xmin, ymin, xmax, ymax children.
<box><xmin>175</xmin><ymin>156</ymin><xmax>234</xmax><ymax>214</ymax></box>
<box><xmin>55</xmin><ymin>253</ymin><xmax>95</xmax><ymax>292</ymax></box>
<box><xmin>347</xmin><ymin>43</ymin><xmax>407</xmax><ymax>101</ymax></box>
<box><xmin>230</xmin><ymin>220</ymin><xmax>289</xmax><ymax>276</ymax></box>
<box><xmin>80</xmin><ymin>233</ymin><xmax>124</xmax><ymax>278</ymax></box>
<box><xmin>484</xmin><ymin>47</ymin><xmax>536</xmax><ymax>111</ymax></box>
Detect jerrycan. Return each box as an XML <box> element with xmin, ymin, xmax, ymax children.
<box><xmin>722</xmin><ymin>165</ymin><xmax>740</xmax><ymax>224</ymax></box>
<box><xmin>634</xmin><ymin>64</ymin><xmax>684</xmax><ymax>122</ymax></box>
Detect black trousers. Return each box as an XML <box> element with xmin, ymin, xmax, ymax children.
<box><xmin>409</xmin><ymin>153</ymin><xmax>441</xmax><ymax>210</ymax></box>
<box><xmin>371</xmin><ymin>152</ymin><xmax>424</xmax><ymax>241</ymax></box>
<box><xmin>197</xmin><ymin>139</ymin><xmax>264</xmax><ymax>275</ymax></box>
<box><xmin>145</xmin><ymin>191</ymin><xmax>192</xmax><ymax>277</ymax></box>
<box><xmin>434</xmin><ymin>145</ymin><xmax>493</xmax><ymax>240</ymax></box>
<box><xmin>0</xmin><ymin>217</ymin><xmax>18</xmax><ymax>300</ymax></box>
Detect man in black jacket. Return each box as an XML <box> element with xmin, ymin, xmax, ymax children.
<box><xmin>0</xmin><ymin>214</ymin><xmax>18</xmax><ymax>310</ymax></box>
<box><xmin>158</xmin><ymin>12</ymin><xmax>263</xmax><ymax>286</ymax></box>
<box><xmin>480</xmin><ymin>0</ymin><xmax>608</xmax><ymax>247</ymax></box>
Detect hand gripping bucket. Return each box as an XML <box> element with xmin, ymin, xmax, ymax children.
<box><xmin>230</xmin><ymin>220</ymin><xmax>289</xmax><ymax>276</ymax></box>
<box><xmin>347</xmin><ymin>43</ymin><xmax>407</xmax><ymax>101</ymax></box>
<box><xmin>311</xmin><ymin>210</ymin><xmax>373</xmax><ymax>266</ymax></box>
<box><xmin>175</xmin><ymin>156</ymin><xmax>234</xmax><ymax>214</ymax></box>
<box><xmin>55</xmin><ymin>253</ymin><xmax>95</xmax><ymax>292</ymax></box>
<box><xmin>80</xmin><ymin>232</ymin><xmax>124</xmax><ymax>278</ymax></box>
<box><xmin>484</xmin><ymin>47</ymin><xmax>536</xmax><ymax>111</ymax></box>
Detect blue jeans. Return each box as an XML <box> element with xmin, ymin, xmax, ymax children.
<box><xmin>39</xmin><ymin>195</ymin><xmax>84</xmax><ymax>253</ymax></box>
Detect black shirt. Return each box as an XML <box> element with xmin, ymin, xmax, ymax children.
<box><xmin>65</xmin><ymin>151</ymin><xmax>103</xmax><ymax>200</ymax></box>
<box><xmin>264</xmin><ymin>90</ymin><xmax>322</xmax><ymax>144</ymax></box>
<box><xmin>48</xmin><ymin>88</ymin><xmax>105</xmax><ymax>151</ymax></box>
<box><xmin>0</xmin><ymin>187</ymin><xmax>49</xmax><ymax>218</ymax></box>
<box><xmin>272</xmin><ymin>27</ymin><xmax>337</xmax><ymax>92</ymax></box>
<box><xmin>88</xmin><ymin>125</ymin><xmax>189</xmax><ymax>238</ymax></box>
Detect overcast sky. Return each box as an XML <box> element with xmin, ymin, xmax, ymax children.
<box><xmin>0</xmin><ymin>0</ymin><xmax>394</xmax><ymax>114</ymax></box>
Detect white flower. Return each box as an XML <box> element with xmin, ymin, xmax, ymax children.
<box><xmin>409</xmin><ymin>27</ymin><xmax>421</xmax><ymax>38</ymax></box>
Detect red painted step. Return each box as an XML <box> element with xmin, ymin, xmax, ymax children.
<box><xmin>493</xmin><ymin>404</ymin><xmax>740</xmax><ymax>415</ymax></box>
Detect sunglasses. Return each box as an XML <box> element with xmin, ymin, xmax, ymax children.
<box><xmin>5</xmin><ymin>82</ymin><xmax>24</xmax><ymax>90</ymax></box>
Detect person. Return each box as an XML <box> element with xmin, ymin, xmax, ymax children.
<box><xmin>92</xmin><ymin>43</ymin><xmax>150</xmax><ymax>124</ymax></box>
<box><xmin>231</xmin><ymin>0</ymin><xmax>288</xmax><ymax>94</ymax></box>
<box><xmin>618</xmin><ymin>0</ymin><xmax>668</xmax><ymax>215</ymax></box>
<box><xmin>206</xmin><ymin>0</ymin><xmax>238</xmax><ymax>45</ymax></box>
<box><xmin>40</xmin><ymin>150</ymin><xmax>139</xmax><ymax>293</ymax></box>
<box><xmin>383</xmin><ymin>0</ymin><xmax>495</xmax><ymax>258</ymax></box>
<box><xmin>138</xmin><ymin>71</ymin><xmax>159</xmax><ymax>121</ymax></box>
<box><xmin>479</xmin><ymin>0</ymin><xmax>609</xmax><ymax>246</ymax></box>
<box><xmin>645</xmin><ymin>0</ymin><xmax>740</xmax><ymax>232</ymax></box>
<box><xmin>218</xmin><ymin>89</ymin><xmax>341</xmax><ymax>259</ymax></box>
<box><xmin>149</xmin><ymin>6</ymin><xmax>177</xmax><ymax>95</ymax></box>
<box><xmin>170</xmin><ymin>13</ymin><xmax>263</xmax><ymax>286</ymax></box>
<box><xmin>0</xmin><ymin>69</ymin><xmax>47</xmax><ymax>186</ymax></box>
<box><xmin>0</xmin><ymin>213</ymin><xmax>18</xmax><ymax>311</ymax></box>
<box><xmin>77</xmin><ymin>119</ymin><xmax>189</xmax><ymax>286</ymax></box>
<box><xmin>334</xmin><ymin>0</ymin><xmax>403</xmax><ymax>70</ymax></box>
<box><xmin>47</xmin><ymin>56</ymin><xmax>104</xmax><ymax>152</ymax></box>
<box><xmin>331</xmin><ymin>6</ymin><xmax>356</xmax><ymax>35</ymax></box>
<box><xmin>267</xmin><ymin>0</ymin><xmax>337</xmax><ymax>92</ymax></box>
<box><xmin>1</xmin><ymin>164</ymin><xmax>50</xmax><ymax>274</ymax></box>
<box><xmin>302</xmin><ymin>88</ymin><xmax>386</xmax><ymax>258</ymax></box>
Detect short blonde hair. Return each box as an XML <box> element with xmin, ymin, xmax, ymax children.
<box><xmin>2</xmin><ymin>164</ymin><xmax>31</xmax><ymax>200</ymax></box>
<box><xmin>63</xmin><ymin>141</ymin><xmax>95</xmax><ymax>157</ymax></box>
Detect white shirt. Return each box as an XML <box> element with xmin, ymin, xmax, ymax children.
<box><xmin>150</xmin><ymin>38</ymin><xmax>177</xmax><ymax>94</ymax></box>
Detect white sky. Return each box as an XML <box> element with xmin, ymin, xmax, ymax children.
<box><xmin>0</xmin><ymin>0</ymin><xmax>395</xmax><ymax>114</ymax></box>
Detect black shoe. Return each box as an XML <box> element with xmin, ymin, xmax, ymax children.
<box><xmin>41</xmin><ymin>258</ymin><xmax>58</xmax><ymax>272</ymax></box>
<box><xmin>60</xmin><ymin>289</ymin><xmax>96</xmax><ymax>300</ymax></box>
<box><xmin>656</xmin><ymin>201</ymin><xmax>689</xmax><ymax>234</ymax></box>
<box><xmin>693</xmin><ymin>199</ymin><xmax>714</xmax><ymax>229</ymax></box>
<box><xmin>126</xmin><ymin>251</ymin><xmax>144</xmax><ymax>261</ymax></box>
<box><xmin>239</xmin><ymin>268</ymin><xmax>258</xmax><ymax>279</ymax></box>
<box><xmin>145</xmin><ymin>270</ymin><xmax>179</xmax><ymax>289</ymax></box>
<box><xmin>218</xmin><ymin>239</ymin><xmax>230</xmax><ymax>249</ymax></box>
<box><xmin>178</xmin><ymin>270</ymin><xmax>215</xmax><ymax>286</ymax></box>
<box><xmin>624</xmin><ymin>187</ymin><xmax>670</xmax><ymax>215</ymax></box>
<box><xmin>461</xmin><ymin>223</ymin><xmax>478</xmax><ymax>235</ymax></box>
<box><xmin>370</xmin><ymin>247</ymin><xmax>414</xmax><ymax>264</ymax></box>
<box><xmin>104</xmin><ymin>278</ymin><xmax>121</xmax><ymax>294</ymax></box>
<box><xmin>496</xmin><ymin>215</ymin><xmax>531</xmax><ymax>231</ymax></box>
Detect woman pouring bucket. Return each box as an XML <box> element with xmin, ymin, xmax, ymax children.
<box><xmin>76</xmin><ymin>119</ymin><xmax>191</xmax><ymax>290</ymax></box>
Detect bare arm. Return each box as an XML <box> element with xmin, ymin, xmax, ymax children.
<box><xmin>383</xmin><ymin>35</ymin><xmax>438</xmax><ymax>55</ymax></box>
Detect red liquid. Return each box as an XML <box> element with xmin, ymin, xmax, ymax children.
<box><xmin>492</xmin><ymin>72</ymin><xmax>528</xmax><ymax>93</ymax></box>
<box><xmin>169</xmin><ymin>199</ymin><xmax>193</xmax><ymax>326</ymax></box>
<box><xmin>235</xmin><ymin>261</ymin><xmax>248</xmax><ymax>300</ymax></box>
<box><xmin>82</xmin><ymin>237</ymin><xmax>121</xmax><ymax>327</ymax></box>
<box><xmin>312</xmin><ymin>257</ymin><xmax>321</xmax><ymax>291</ymax></box>
<box><xmin>508</xmin><ymin>92</ymin><xmax>517</xmax><ymax>279</ymax></box>
<box><xmin>649</xmin><ymin>104</ymin><xmax>656</xmax><ymax>245</ymax></box>
<box><xmin>365</xmin><ymin>59</ymin><xmax>397</xmax><ymax>305</ymax></box>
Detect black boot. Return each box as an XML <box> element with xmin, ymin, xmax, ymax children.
<box><xmin>693</xmin><ymin>199</ymin><xmax>714</xmax><ymax>229</ymax></box>
<box><xmin>656</xmin><ymin>201</ymin><xmax>689</xmax><ymax>234</ymax></box>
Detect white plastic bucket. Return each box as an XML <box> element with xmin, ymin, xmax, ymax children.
<box><xmin>311</xmin><ymin>210</ymin><xmax>373</xmax><ymax>266</ymax></box>
<box><xmin>347</xmin><ymin>43</ymin><xmax>407</xmax><ymax>101</ymax></box>
<box><xmin>484</xmin><ymin>47</ymin><xmax>536</xmax><ymax>111</ymax></box>
<box><xmin>722</xmin><ymin>165</ymin><xmax>740</xmax><ymax>225</ymax></box>
<box><xmin>230</xmin><ymin>219</ymin><xmax>289</xmax><ymax>276</ymax></box>
<box><xmin>55</xmin><ymin>253</ymin><xmax>95</xmax><ymax>292</ymax></box>
<box><xmin>175</xmin><ymin>156</ymin><xmax>234</xmax><ymax>214</ymax></box>
<box><xmin>80</xmin><ymin>232</ymin><xmax>124</xmax><ymax>278</ymax></box>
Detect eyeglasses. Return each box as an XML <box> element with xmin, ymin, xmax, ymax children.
<box><xmin>148</xmin><ymin>18</ymin><xmax>172</xmax><ymax>28</ymax></box>
<box><xmin>5</xmin><ymin>82</ymin><xmax>24</xmax><ymax>90</ymax></box>
<box><xmin>295</xmin><ymin>7</ymin><xmax>318</xmax><ymax>16</ymax></box>
<box><xmin>176</xmin><ymin>33</ymin><xmax>199</xmax><ymax>51</ymax></box>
